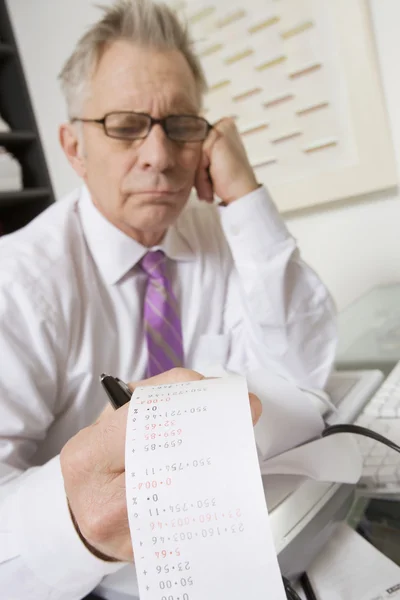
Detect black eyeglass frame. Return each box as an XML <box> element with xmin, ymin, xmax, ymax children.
<box><xmin>71</xmin><ymin>111</ymin><xmax>213</xmax><ymax>142</ymax></box>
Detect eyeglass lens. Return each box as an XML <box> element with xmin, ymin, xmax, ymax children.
<box><xmin>105</xmin><ymin>112</ymin><xmax>208</xmax><ymax>142</ymax></box>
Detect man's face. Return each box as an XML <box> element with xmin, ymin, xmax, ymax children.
<box><xmin>69</xmin><ymin>42</ymin><xmax>203</xmax><ymax>239</ymax></box>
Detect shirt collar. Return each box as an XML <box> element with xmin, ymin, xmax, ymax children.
<box><xmin>78</xmin><ymin>185</ymin><xmax>196</xmax><ymax>285</ymax></box>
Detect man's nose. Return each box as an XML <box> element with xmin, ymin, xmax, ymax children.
<box><xmin>138</xmin><ymin>124</ymin><xmax>176</xmax><ymax>171</ymax></box>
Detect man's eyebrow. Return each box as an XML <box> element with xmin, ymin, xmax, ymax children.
<box><xmin>168</xmin><ymin>103</ymin><xmax>200</xmax><ymax>115</ymax></box>
<box><xmin>168</xmin><ymin>109</ymin><xmax>199</xmax><ymax>116</ymax></box>
<box><xmin>168</xmin><ymin>96</ymin><xmax>200</xmax><ymax>114</ymax></box>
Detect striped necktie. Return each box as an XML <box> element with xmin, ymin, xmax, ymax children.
<box><xmin>140</xmin><ymin>250</ymin><xmax>184</xmax><ymax>377</ymax></box>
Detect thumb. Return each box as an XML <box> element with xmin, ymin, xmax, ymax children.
<box><xmin>249</xmin><ymin>393</ymin><xmax>262</xmax><ymax>426</ymax></box>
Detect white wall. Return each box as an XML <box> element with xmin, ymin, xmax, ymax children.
<box><xmin>6</xmin><ymin>0</ymin><xmax>400</xmax><ymax>310</ymax></box>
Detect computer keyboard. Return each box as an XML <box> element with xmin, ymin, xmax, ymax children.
<box><xmin>363</xmin><ymin>360</ymin><xmax>400</xmax><ymax>417</ymax></box>
<box><xmin>324</xmin><ymin>369</ymin><xmax>383</xmax><ymax>424</ymax></box>
<box><xmin>326</xmin><ymin>366</ymin><xmax>400</xmax><ymax>497</ymax></box>
<box><xmin>355</xmin><ymin>412</ymin><xmax>400</xmax><ymax>496</ymax></box>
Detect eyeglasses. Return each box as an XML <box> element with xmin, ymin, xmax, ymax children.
<box><xmin>71</xmin><ymin>111</ymin><xmax>212</xmax><ymax>143</ymax></box>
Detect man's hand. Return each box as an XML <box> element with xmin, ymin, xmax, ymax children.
<box><xmin>61</xmin><ymin>368</ymin><xmax>262</xmax><ymax>562</ymax></box>
<box><xmin>194</xmin><ymin>117</ymin><xmax>259</xmax><ymax>205</ymax></box>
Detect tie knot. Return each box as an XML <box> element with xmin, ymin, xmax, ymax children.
<box><xmin>140</xmin><ymin>250</ymin><xmax>167</xmax><ymax>279</ymax></box>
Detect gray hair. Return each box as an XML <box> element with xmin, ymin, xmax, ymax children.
<box><xmin>59</xmin><ymin>0</ymin><xmax>207</xmax><ymax>118</ymax></box>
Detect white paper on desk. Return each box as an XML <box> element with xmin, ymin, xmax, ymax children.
<box><xmin>260</xmin><ymin>433</ymin><xmax>363</xmax><ymax>483</ymax></box>
<box><xmin>125</xmin><ymin>375</ymin><xmax>286</xmax><ymax>600</ymax></box>
<box><xmin>248</xmin><ymin>369</ymin><xmax>325</xmax><ymax>460</ymax></box>
<box><xmin>307</xmin><ymin>523</ymin><xmax>400</xmax><ymax>599</ymax></box>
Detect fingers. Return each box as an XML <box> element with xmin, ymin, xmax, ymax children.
<box><xmin>91</xmin><ymin>369</ymin><xmax>206</xmax><ymax>472</ymax></box>
<box><xmin>62</xmin><ymin>369</ymin><xmax>207</xmax><ymax>563</ymax></box>
<box><xmin>61</xmin><ymin>370</ymin><xmax>262</xmax><ymax>563</ymax></box>
<box><xmin>194</xmin><ymin>140</ymin><xmax>213</xmax><ymax>202</ymax></box>
<box><xmin>89</xmin><ymin>369</ymin><xmax>260</xmax><ymax>474</ymax></box>
<box><xmin>199</xmin><ymin>119</ymin><xmax>226</xmax><ymax>166</ymax></box>
<box><xmin>194</xmin><ymin>164</ymin><xmax>214</xmax><ymax>202</ymax></box>
<box><xmin>195</xmin><ymin>117</ymin><xmax>238</xmax><ymax>204</ymax></box>
<box><xmin>197</xmin><ymin>116</ymin><xmax>256</xmax><ymax>205</ymax></box>
<box><xmin>195</xmin><ymin>122</ymin><xmax>225</xmax><ymax>202</ymax></box>
<box><xmin>210</xmin><ymin>117</ymin><xmax>239</xmax><ymax>144</ymax></box>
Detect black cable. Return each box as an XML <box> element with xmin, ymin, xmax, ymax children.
<box><xmin>300</xmin><ymin>572</ymin><xmax>318</xmax><ymax>600</ymax></box>
<box><xmin>280</xmin><ymin>423</ymin><xmax>400</xmax><ymax>600</ymax></box>
<box><xmin>282</xmin><ymin>576</ymin><xmax>303</xmax><ymax>600</ymax></box>
<box><xmin>292</xmin><ymin>423</ymin><xmax>400</xmax><ymax>600</ymax></box>
<box><xmin>322</xmin><ymin>423</ymin><xmax>400</xmax><ymax>454</ymax></box>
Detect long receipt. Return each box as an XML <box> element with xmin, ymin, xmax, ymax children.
<box><xmin>125</xmin><ymin>375</ymin><xmax>286</xmax><ymax>600</ymax></box>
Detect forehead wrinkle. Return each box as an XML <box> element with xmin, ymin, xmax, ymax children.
<box><xmin>90</xmin><ymin>63</ymin><xmax>199</xmax><ymax>115</ymax></box>
<box><xmin>87</xmin><ymin>45</ymin><xmax>200</xmax><ymax>114</ymax></box>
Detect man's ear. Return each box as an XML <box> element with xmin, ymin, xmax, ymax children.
<box><xmin>59</xmin><ymin>122</ymin><xmax>86</xmax><ymax>178</ymax></box>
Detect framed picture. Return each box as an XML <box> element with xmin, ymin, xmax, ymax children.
<box><xmin>174</xmin><ymin>0</ymin><xmax>398</xmax><ymax>212</ymax></box>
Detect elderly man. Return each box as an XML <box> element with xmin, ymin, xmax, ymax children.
<box><xmin>0</xmin><ymin>0</ymin><xmax>336</xmax><ymax>598</ymax></box>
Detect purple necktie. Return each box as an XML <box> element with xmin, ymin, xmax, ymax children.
<box><xmin>140</xmin><ymin>250</ymin><xmax>184</xmax><ymax>377</ymax></box>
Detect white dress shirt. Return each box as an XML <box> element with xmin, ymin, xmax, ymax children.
<box><xmin>0</xmin><ymin>185</ymin><xmax>336</xmax><ymax>599</ymax></box>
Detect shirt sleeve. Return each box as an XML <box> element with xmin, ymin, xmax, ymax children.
<box><xmin>218</xmin><ymin>186</ymin><xmax>337</xmax><ymax>388</ymax></box>
<box><xmin>0</xmin><ymin>274</ymin><xmax>123</xmax><ymax>599</ymax></box>
<box><xmin>0</xmin><ymin>459</ymin><xmax>123</xmax><ymax>600</ymax></box>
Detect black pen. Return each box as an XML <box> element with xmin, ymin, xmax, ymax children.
<box><xmin>100</xmin><ymin>373</ymin><xmax>132</xmax><ymax>409</ymax></box>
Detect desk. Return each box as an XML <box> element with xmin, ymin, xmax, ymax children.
<box><xmin>337</xmin><ymin>285</ymin><xmax>400</xmax><ymax>570</ymax></box>
<box><xmin>336</xmin><ymin>283</ymin><xmax>400</xmax><ymax>375</ymax></box>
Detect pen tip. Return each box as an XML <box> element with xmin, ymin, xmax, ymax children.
<box><xmin>100</xmin><ymin>373</ymin><xmax>108</xmax><ymax>381</ymax></box>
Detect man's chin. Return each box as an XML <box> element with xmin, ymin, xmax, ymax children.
<box><xmin>129</xmin><ymin>201</ymin><xmax>181</xmax><ymax>231</ymax></box>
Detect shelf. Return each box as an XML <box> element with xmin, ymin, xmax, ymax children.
<box><xmin>0</xmin><ymin>187</ymin><xmax>51</xmax><ymax>207</ymax></box>
<box><xmin>0</xmin><ymin>43</ymin><xmax>14</xmax><ymax>58</ymax></box>
<box><xmin>0</xmin><ymin>0</ymin><xmax>55</xmax><ymax>232</ymax></box>
<box><xmin>0</xmin><ymin>131</ymin><xmax>36</xmax><ymax>147</ymax></box>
